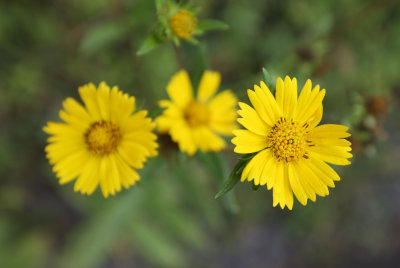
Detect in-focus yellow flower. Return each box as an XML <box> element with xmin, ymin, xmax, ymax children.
<box><xmin>232</xmin><ymin>76</ymin><xmax>352</xmax><ymax>209</ymax></box>
<box><xmin>157</xmin><ymin>70</ymin><xmax>237</xmax><ymax>155</ymax></box>
<box><xmin>44</xmin><ymin>82</ymin><xmax>158</xmax><ymax>197</ymax></box>
<box><xmin>169</xmin><ymin>10</ymin><xmax>197</xmax><ymax>39</ymax></box>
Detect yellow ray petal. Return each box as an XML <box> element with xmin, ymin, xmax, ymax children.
<box><xmin>258</xmin><ymin>81</ymin><xmax>282</xmax><ymax>121</ymax></box>
<box><xmin>197</xmin><ymin>71</ymin><xmax>221</xmax><ymax>102</ymax></box>
<box><xmin>295</xmin><ymin>86</ymin><xmax>325</xmax><ymax>124</ymax></box>
<box><xmin>96</xmin><ymin>82</ymin><xmax>111</xmax><ymax>121</ymax></box>
<box><xmin>167</xmin><ymin>70</ymin><xmax>194</xmax><ymax>108</ymax></box>
<box><xmin>110</xmin><ymin>86</ymin><xmax>135</xmax><ymax>124</ymax></box>
<box><xmin>78</xmin><ymin>83</ymin><xmax>102</xmax><ymax>121</ymax></box>
<box><xmin>309</xmin><ymin>150</ymin><xmax>351</xmax><ymax>166</ymax></box>
<box><xmin>275</xmin><ymin>76</ymin><xmax>298</xmax><ymax>119</ymax></box>
<box><xmin>310</xmin><ymin>124</ymin><xmax>351</xmax><ymax>139</ymax></box>
<box><xmin>208</xmin><ymin>90</ymin><xmax>237</xmax><ymax>135</ymax></box>
<box><xmin>288</xmin><ymin>163</ymin><xmax>308</xmax><ymax>205</ymax></box>
<box><xmin>192</xmin><ymin>126</ymin><xmax>226</xmax><ymax>152</ymax></box>
<box><xmin>237</xmin><ymin>102</ymin><xmax>270</xmax><ymax>136</ymax></box>
<box><xmin>296</xmin><ymin>160</ymin><xmax>329</xmax><ymax>197</ymax></box>
<box><xmin>62</xmin><ymin>97</ymin><xmax>92</xmax><ymax>124</ymax></box>
<box><xmin>259</xmin><ymin>151</ymin><xmax>275</xmax><ymax>186</ymax></box>
<box><xmin>246</xmin><ymin>149</ymin><xmax>271</xmax><ymax>185</ymax></box>
<box><xmin>232</xmin><ymin>129</ymin><xmax>268</xmax><ymax>154</ymax></box>
<box><xmin>169</xmin><ymin>120</ymin><xmax>197</xmax><ymax>155</ymax></box>
<box><xmin>247</xmin><ymin>89</ymin><xmax>274</xmax><ymax>126</ymax></box>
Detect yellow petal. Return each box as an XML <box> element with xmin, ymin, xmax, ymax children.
<box><xmin>295</xmin><ymin>85</ymin><xmax>325</xmax><ymax>124</ymax></box>
<box><xmin>310</xmin><ymin>124</ymin><xmax>351</xmax><ymax>139</ymax></box>
<box><xmin>208</xmin><ymin>90</ymin><xmax>237</xmax><ymax>135</ymax></box>
<box><xmin>296</xmin><ymin>160</ymin><xmax>330</xmax><ymax>196</ymax></box>
<box><xmin>272</xmin><ymin>164</ymin><xmax>293</xmax><ymax>210</ymax></box>
<box><xmin>246</xmin><ymin>149</ymin><xmax>270</xmax><ymax>185</ymax></box>
<box><xmin>192</xmin><ymin>126</ymin><xmax>226</xmax><ymax>152</ymax></box>
<box><xmin>62</xmin><ymin>97</ymin><xmax>92</xmax><ymax>124</ymax></box>
<box><xmin>197</xmin><ymin>71</ymin><xmax>221</xmax><ymax>102</ymax></box>
<box><xmin>167</xmin><ymin>70</ymin><xmax>194</xmax><ymax>108</ymax></box>
<box><xmin>258</xmin><ymin>150</ymin><xmax>275</xmax><ymax>186</ymax></box>
<box><xmin>275</xmin><ymin>76</ymin><xmax>298</xmax><ymax>119</ymax></box>
<box><xmin>169</xmin><ymin>120</ymin><xmax>197</xmax><ymax>155</ymax></box>
<box><xmin>309</xmin><ymin>150</ymin><xmax>352</xmax><ymax>166</ymax></box>
<box><xmin>78</xmin><ymin>83</ymin><xmax>102</xmax><ymax>121</ymax></box>
<box><xmin>258</xmin><ymin>81</ymin><xmax>281</xmax><ymax>121</ymax></box>
<box><xmin>237</xmin><ymin>102</ymin><xmax>270</xmax><ymax>136</ymax></box>
<box><xmin>114</xmin><ymin>153</ymin><xmax>140</xmax><ymax>189</ymax></box>
<box><xmin>232</xmin><ymin>129</ymin><xmax>267</xmax><ymax>154</ymax></box>
<box><xmin>288</xmin><ymin>163</ymin><xmax>308</xmax><ymax>205</ymax></box>
<box><xmin>96</xmin><ymin>82</ymin><xmax>111</xmax><ymax>121</ymax></box>
<box><xmin>247</xmin><ymin>89</ymin><xmax>274</xmax><ymax>126</ymax></box>
<box><xmin>109</xmin><ymin>85</ymin><xmax>136</xmax><ymax>124</ymax></box>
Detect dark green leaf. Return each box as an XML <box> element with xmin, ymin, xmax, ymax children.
<box><xmin>197</xmin><ymin>152</ymin><xmax>240</xmax><ymax>213</ymax></box>
<box><xmin>215</xmin><ymin>159</ymin><xmax>247</xmax><ymax>199</ymax></box>
<box><xmin>262</xmin><ymin>67</ymin><xmax>274</xmax><ymax>90</ymax></box>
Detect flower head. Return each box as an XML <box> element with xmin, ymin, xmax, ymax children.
<box><xmin>156</xmin><ymin>70</ymin><xmax>237</xmax><ymax>155</ymax></box>
<box><xmin>170</xmin><ymin>10</ymin><xmax>197</xmax><ymax>39</ymax></box>
<box><xmin>232</xmin><ymin>76</ymin><xmax>352</xmax><ymax>209</ymax></box>
<box><xmin>44</xmin><ymin>82</ymin><xmax>158</xmax><ymax>197</ymax></box>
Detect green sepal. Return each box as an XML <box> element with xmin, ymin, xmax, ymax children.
<box><xmin>136</xmin><ymin>33</ymin><xmax>165</xmax><ymax>56</ymax></box>
<box><xmin>185</xmin><ymin>36</ymin><xmax>199</xmax><ymax>45</ymax></box>
<box><xmin>148</xmin><ymin>106</ymin><xmax>165</xmax><ymax>118</ymax></box>
<box><xmin>262</xmin><ymin>67</ymin><xmax>274</xmax><ymax>90</ymax></box>
<box><xmin>196</xmin><ymin>19</ymin><xmax>229</xmax><ymax>33</ymax></box>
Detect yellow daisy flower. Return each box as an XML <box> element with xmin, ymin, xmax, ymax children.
<box><xmin>156</xmin><ymin>70</ymin><xmax>237</xmax><ymax>155</ymax></box>
<box><xmin>44</xmin><ymin>82</ymin><xmax>158</xmax><ymax>197</ymax></box>
<box><xmin>232</xmin><ymin>76</ymin><xmax>352</xmax><ymax>209</ymax></box>
<box><xmin>169</xmin><ymin>10</ymin><xmax>197</xmax><ymax>39</ymax></box>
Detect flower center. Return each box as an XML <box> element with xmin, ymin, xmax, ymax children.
<box><xmin>184</xmin><ymin>101</ymin><xmax>209</xmax><ymax>127</ymax></box>
<box><xmin>268</xmin><ymin>117</ymin><xmax>310</xmax><ymax>162</ymax></box>
<box><xmin>170</xmin><ymin>10</ymin><xmax>197</xmax><ymax>39</ymax></box>
<box><xmin>85</xmin><ymin>121</ymin><xmax>122</xmax><ymax>155</ymax></box>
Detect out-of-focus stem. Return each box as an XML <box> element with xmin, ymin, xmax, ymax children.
<box><xmin>172</xmin><ymin>43</ymin><xmax>184</xmax><ymax>69</ymax></box>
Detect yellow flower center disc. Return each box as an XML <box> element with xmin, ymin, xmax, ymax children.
<box><xmin>170</xmin><ymin>10</ymin><xmax>197</xmax><ymax>39</ymax></box>
<box><xmin>184</xmin><ymin>101</ymin><xmax>209</xmax><ymax>127</ymax></box>
<box><xmin>85</xmin><ymin>121</ymin><xmax>122</xmax><ymax>155</ymax></box>
<box><xmin>268</xmin><ymin>117</ymin><xmax>310</xmax><ymax>162</ymax></box>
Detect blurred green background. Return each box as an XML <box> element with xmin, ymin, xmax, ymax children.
<box><xmin>1</xmin><ymin>0</ymin><xmax>400</xmax><ymax>267</ymax></box>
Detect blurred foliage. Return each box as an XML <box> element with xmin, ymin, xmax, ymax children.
<box><xmin>1</xmin><ymin>0</ymin><xmax>400</xmax><ymax>267</ymax></box>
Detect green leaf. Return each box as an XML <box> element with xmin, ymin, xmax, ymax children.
<box><xmin>148</xmin><ymin>106</ymin><xmax>165</xmax><ymax>118</ymax></box>
<box><xmin>197</xmin><ymin>152</ymin><xmax>240</xmax><ymax>213</ymax></box>
<box><xmin>136</xmin><ymin>34</ymin><xmax>164</xmax><ymax>56</ymax></box>
<box><xmin>197</xmin><ymin>19</ymin><xmax>229</xmax><ymax>32</ymax></box>
<box><xmin>215</xmin><ymin>159</ymin><xmax>248</xmax><ymax>199</ymax></box>
<box><xmin>262</xmin><ymin>67</ymin><xmax>274</xmax><ymax>90</ymax></box>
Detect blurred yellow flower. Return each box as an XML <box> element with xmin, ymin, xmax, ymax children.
<box><xmin>157</xmin><ymin>70</ymin><xmax>237</xmax><ymax>155</ymax></box>
<box><xmin>44</xmin><ymin>82</ymin><xmax>158</xmax><ymax>197</ymax></box>
<box><xmin>232</xmin><ymin>76</ymin><xmax>352</xmax><ymax>209</ymax></box>
<box><xmin>170</xmin><ymin>10</ymin><xmax>197</xmax><ymax>39</ymax></box>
